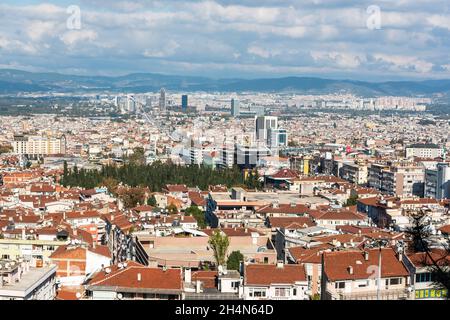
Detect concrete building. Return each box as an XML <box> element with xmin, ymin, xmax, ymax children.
<box><xmin>424</xmin><ymin>163</ymin><xmax>450</xmax><ymax>199</ymax></box>
<box><xmin>321</xmin><ymin>248</ymin><xmax>411</xmax><ymax>300</ymax></box>
<box><xmin>405</xmin><ymin>143</ymin><xmax>444</xmax><ymax>159</ymax></box>
<box><xmin>12</xmin><ymin>134</ymin><xmax>66</xmax><ymax>158</ymax></box>
<box><xmin>231</xmin><ymin>98</ymin><xmax>240</xmax><ymax>117</ymax></box>
<box><xmin>0</xmin><ymin>260</ymin><xmax>57</xmax><ymax>300</ymax></box>
<box><xmin>255</xmin><ymin>116</ymin><xmax>278</xmax><ymax>144</ymax></box>
<box><xmin>243</xmin><ymin>263</ymin><xmax>309</xmax><ymax>300</ymax></box>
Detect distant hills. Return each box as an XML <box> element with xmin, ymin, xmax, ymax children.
<box><xmin>1</xmin><ymin>69</ymin><xmax>450</xmax><ymax>97</ymax></box>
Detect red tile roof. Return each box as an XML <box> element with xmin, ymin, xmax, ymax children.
<box><xmin>323</xmin><ymin>248</ymin><xmax>409</xmax><ymax>281</ymax></box>
<box><xmin>244</xmin><ymin>264</ymin><xmax>307</xmax><ymax>285</ymax></box>
<box><xmin>267</xmin><ymin>216</ymin><xmax>316</xmax><ymax>229</ymax></box>
<box><xmin>89</xmin><ymin>263</ymin><xmax>183</xmax><ymax>292</ymax></box>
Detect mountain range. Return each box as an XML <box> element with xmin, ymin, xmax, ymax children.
<box><xmin>1</xmin><ymin>69</ymin><xmax>450</xmax><ymax>97</ymax></box>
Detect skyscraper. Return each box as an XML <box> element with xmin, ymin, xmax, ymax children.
<box><xmin>231</xmin><ymin>98</ymin><xmax>240</xmax><ymax>117</ymax></box>
<box><xmin>127</xmin><ymin>94</ymin><xmax>136</xmax><ymax>114</ymax></box>
<box><xmin>182</xmin><ymin>94</ymin><xmax>188</xmax><ymax>112</ymax></box>
<box><xmin>159</xmin><ymin>88</ymin><xmax>166</xmax><ymax>111</ymax></box>
<box><xmin>255</xmin><ymin>116</ymin><xmax>278</xmax><ymax>144</ymax></box>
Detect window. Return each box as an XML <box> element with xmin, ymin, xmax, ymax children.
<box><xmin>275</xmin><ymin>288</ymin><xmax>290</xmax><ymax>297</ymax></box>
<box><xmin>335</xmin><ymin>282</ymin><xmax>345</xmax><ymax>289</ymax></box>
<box><xmin>387</xmin><ymin>278</ymin><xmax>402</xmax><ymax>285</ymax></box>
<box><xmin>249</xmin><ymin>288</ymin><xmax>266</xmax><ymax>297</ymax></box>
<box><xmin>415</xmin><ymin>273</ymin><xmax>433</xmax><ymax>283</ymax></box>
<box><xmin>293</xmin><ymin>288</ymin><xmax>297</xmax><ymax>296</ymax></box>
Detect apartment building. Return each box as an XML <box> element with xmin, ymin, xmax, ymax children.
<box><xmin>424</xmin><ymin>163</ymin><xmax>450</xmax><ymax>199</ymax></box>
<box><xmin>12</xmin><ymin>134</ymin><xmax>66</xmax><ymax>157</ymax></box>
<box><xmin>86</xmin><ymin>261</ymin><xmax>183</xmax><ymax>300</ymax></box>
<box><xmin>321</xmin><ymin>248</ymin><xmax>411</xmax><ymax>300</ymax></box>
<box><xmin>0</xmin><ymin>259</ymin><xmax>57</xmax><ymax>300</ymax></box>
<box><xmin>404</xmin><ymin>250</ymin><xmax>449</xmax><ymax>300</ymax></box>
<box><xmin>339</xmin><ymin>161</ymin><xmax>368</xmax><ymax>185</ymax></box>
<box><xmin>243</xmin><ymin>262</ymin><xmax>309</xmax><ymax>300</ymax></box>
<box><xmin>405</xmin><ymin>143</ymin><xmax>444</xmax><ymax>159</ymax></box>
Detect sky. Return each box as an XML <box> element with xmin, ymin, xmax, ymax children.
<box><xmin>0</xmin><ymin>0</ymin><xmax>450</xmax><ymax>81</ymax></box>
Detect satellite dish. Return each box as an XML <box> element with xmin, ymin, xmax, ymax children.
<box><xmin>75</xmin><ymin>292</ymin><xmax>82</xmax><ymax>299</ymax></box>
<box><xmin>117</xmin><ymin>293</ymin><xmax>123</xmax><ymax>300</ymax></box>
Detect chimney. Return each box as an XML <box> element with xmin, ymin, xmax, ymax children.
<box><xmin>348</xmin><ymin>266</ymin><xmax>353</xmax><ymax>275</ymax></box>
<box><xmin>398</xmin><ymin>251</ymin><xmax>403</xmax><ymax>262</ymax></box>
<box><xmin>276</xmin><ymin>261</ymin><xmax>284</xmax><ymax>269</ymax></box>
<box><xmin>110</xmin><ymin>215</ymin><xmax>114</xmax><ymax>222</ymax></box>
<box><xmin>137</xmin><ymin>273</ymin><xmax>142</xmax><ymax>282</ymax></box>
<box><xmin>196</xmin><ymin>280</ymin><xmax>201</xmax><ymax>293</ymax></box>
<box><xmin>185</xmin><ymin>268</ymin><xmax>192</xmax><ymax>284</ymax></box>
<box><xmin>22</xmin><ymin>228</ymin><xmax>26</xmax><ymax>240</ymax></box>
<box><xmin>73</xmin><ymin>229</ymin><xmax>78</xmax><ymax>237</ymax></box>
<box><xmin>181</xmin><ymin>215</ymin><xmax>184</xmax><ymax>221</ymax></box>
<box><xmin>364</xmin><ymin>251</ymin><xmax>369</xmax><ymax>261</ymax></box>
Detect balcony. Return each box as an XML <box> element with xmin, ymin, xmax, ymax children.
<box><xmin>327</xmin><ymin>289</ymin><xmax>411</xmax><ymax>300</ymax></box>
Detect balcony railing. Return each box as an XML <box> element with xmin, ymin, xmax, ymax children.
<box><xmin>328</xmin><ymin>289</ymin><xmax>410</xmax><ymax>300</ymax></box>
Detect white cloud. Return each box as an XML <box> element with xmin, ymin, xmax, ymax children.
<box><xmin>60</xmin><ymin>30</ymin><xmax>98</xmax><ymax>47</ymax></box>
<box><xmin>372</xmin><ymin>53</ymin><xmax>433</xmax><ymax>73</ymax></box>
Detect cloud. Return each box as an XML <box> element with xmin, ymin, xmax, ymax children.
<box><xmin>0</xmin><ymin>1</ymin><xmax>449</xmax><ymax>80</ymax></box>
<box><xmin>372</xmin><ymin>53</ymin><xmax>434</xmax><ymax>73</ymax></box>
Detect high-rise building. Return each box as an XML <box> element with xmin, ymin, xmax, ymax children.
<box><xmin>12</xmin><ymin>134</ymin><xmax>66</xmax><ymax>158</ymax></box>
<box><xmin>231</xmin><ymin>98</ymin><xmax>240</xmax><ymax>117</ymax></box>
<box><xmin>268</xmin><ymin>128</ymin><xmax>288</xmax><ymax>148</ymax></box>
<box><xmin>425</xmin><ymin>163</ymin><xmax>450</xmax><ymax>199</ymax></box>
<box><xmin>255</xmin><ymin>116</ymin><xmax>278</xmax><ymax>144</ymax></box>
<box><xmin>182</xmin><ymin>95</ymin><xmax>188</xmax><ymax>112</ymax></box>
<box><xmin>159</xmin><ymin>88</ymin><xmax>166</xmax><ymax>111</ymax></box>
<box><xmin>127</xmin><ymin>95</ymin><xmax>136</xmax><ymax>114</ymax></box>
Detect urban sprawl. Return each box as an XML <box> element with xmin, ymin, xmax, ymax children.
<box><xmin>0</xmin><ymin>90</ymin><xmax>448</xmax><ymax>301</ymax></box>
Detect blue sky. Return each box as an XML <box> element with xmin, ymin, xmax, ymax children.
<box><xmin>0</xmin><ymin>0</ymin><xmax>450</xmax><ymax>80</ymax></box>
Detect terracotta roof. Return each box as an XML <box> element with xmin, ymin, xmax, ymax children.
<box><xmin>133</xmin><ymin>205</ymin><xmax>154</xmax><ymax>212</ymax></box>
<box><xmin>192</xmin><ymin>271</ymin><xmax>218</xmax><ymax>289</ymax></box>
<box><xmin>165</xmin><ymin>184</ymin><xmax>188</xmax><ymax>193</ymax></box>
<box><xmin>288</xmin><ymin>244</ymin><xmax>334</xmax><ymax>264</ymax></box>
<box><xmin>244</xmin><ymin>264</ymin><xmax>307</xmax><ymax>285</ymax></box>
<box><xmin>439</xmin><ymin>225</ymin><xmax>450</xmax><ymax>235</ymax></box>
<box><xmin>407</xmin><ymin>249</ymin><xmax>450</xmax><ymax>268</ymax></box>
<box><xmin>257</xmin><ymin>203</ymin><xmax>310</xmax><ymax>215</ymax></box>
<box><xmin>267</xmin><ymin>216</ymin><xmax>315</xmax><ymax>229</ymax></box>
<box><xmin>323</xmin><ymin>248</ymin><xmax>409</xmax><ymax>281</ymax></box>
<box><xmin>269</xmin><ymin>169</ymin><xmax>299</xmax><ymax>179</ymax></box>
<box><xmin>89</xmin><ymin>263</ymin><xmax>183</xmax><ymax>291</ymax></box>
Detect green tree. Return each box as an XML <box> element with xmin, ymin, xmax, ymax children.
<box><xmin>345</xmin><ymin>195</ymin><xmax>358</xmax><ymax>207</ymax></box>
<box><xmin>100</xmin><ymin>177</ymin><xmax>119</xmax><ymax>195</ymax></box>
<box><xmin>208</xmin><ymin>230</ymin><xmax>229</xmax><ymax>267</ymax></box>
<box><xmin>406</xmin><ymin>210</ymin><xmax>450</xmax><ymax>294</ymax></box>
<box><xmin>147</xmin><ymin>195</ymin><xmax>157</xmax><ymax>207</ymax></box>
<box><xmin>128</xmin><ymin>147</ymin><xmax>146</xmax><ymax>165</ymax></box>
<box><xmin>227</xmin><ymin>250</ymin><xmax>244</xmax><ymax>271</ymax></box>
<box><xmin>117</xmin><ymin>187</ymin><xmax>146</xmax><ymax>209</ymax></box>
<box><xmin>166</xmin><ymin>203</ymin><xmax>179</xmax><ymax>215</ymax></box>
<box><xmin>185</xmin><ymin>205</ymin><xmax>206</xmax><ymax>228</ymax></box>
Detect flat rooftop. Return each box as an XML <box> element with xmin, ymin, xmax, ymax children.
<box><xmin>0</xmin><ymin>265</ymin><xmax>56</xmax><ymax>298</ymax></box>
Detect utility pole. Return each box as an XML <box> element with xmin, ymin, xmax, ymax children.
<box><xmin>377</xmin><ymin>244</ymin><xmax>382</xmax><ymax>300</ymax></box>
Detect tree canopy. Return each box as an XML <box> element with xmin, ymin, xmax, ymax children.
<box><xmin>208</xmin><ymin>230</ymin><xmax>230</xmax><ymax>267</ymax></box>
<box><xmin>227</xmin><ymin>250</ymin><xmax>244</xmax><ymax>271</ymax></box>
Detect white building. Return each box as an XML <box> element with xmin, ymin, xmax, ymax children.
<box><xmin>12</xmin><ymin>134</ymin><xmax>66</xmax><ymax>157</ymax></box>
<box><xmin>243</xmin><ymin>263</ymin><xmax>309</xmax><ymax>300</ymax></box>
